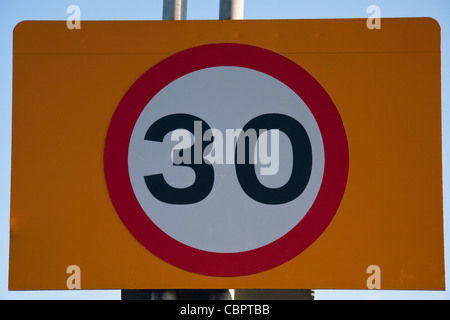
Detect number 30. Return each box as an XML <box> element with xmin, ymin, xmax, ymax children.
<box><xmin>144</xmin><ymin>113</ymin><xmax>312</xmax><ymax>205</ymax></box>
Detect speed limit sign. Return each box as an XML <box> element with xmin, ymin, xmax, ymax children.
<box><xmin>10</xmin><ymin>19</ymin><xmax>443</xmax><ymax>290</ymax></box>
<box><xmin>104</xmin><ymin>43</ymin><xmax>349</xmax><ymax>276</ymax></box>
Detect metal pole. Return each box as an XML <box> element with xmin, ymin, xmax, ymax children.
<box><xmin>219</xmin><ymin>0</ymin><xmax>244</xmax><ymax>20</ymax></box>
<box><xmin>163</xmin><ymin>0</ymin><xmax>187</xmax><ymax>20</ymax></box>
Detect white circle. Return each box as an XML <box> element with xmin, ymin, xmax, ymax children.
<box><xmin>128</xmin><ymin>66</ymin><xmax>325</xmax><ymax>253</ymax></box>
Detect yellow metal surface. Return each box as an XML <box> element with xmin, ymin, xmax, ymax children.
<box><xmin>10</xmin><ymin>18</ymin><xmax>444</xmax><ymax>290</ymax></box>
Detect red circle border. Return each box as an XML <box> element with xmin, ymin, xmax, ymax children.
<box><xmin>104</xmin><ymin>43</ymin><xmax>349</xmax><ymax>277</ymax></box>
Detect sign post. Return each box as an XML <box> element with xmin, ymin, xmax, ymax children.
<box><xmin>163</xmin><ymin>0</ymin><xmax>187</xmax><ymax>20</ymax></box>
<box><xmin>219</xmin><ymin>0</ymin><xmax>244</xmax><ymax>20</ymax></box>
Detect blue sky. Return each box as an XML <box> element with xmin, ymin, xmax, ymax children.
<box><xmin>0</xmin><ymin>0</ymin><xmax>449</xmax><ymax>300</ymax></box>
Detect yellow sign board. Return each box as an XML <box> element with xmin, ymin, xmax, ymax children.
<box><xmin>10</xmin><ymin>18</ymin><xmax>444</xmax><ymax>290</ymax></box>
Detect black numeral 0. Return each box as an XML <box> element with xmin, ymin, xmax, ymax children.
<box><xmin>235</xmin><ymin>113</ymin><xmax>312</xmax><ymax>205</ymax></box>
